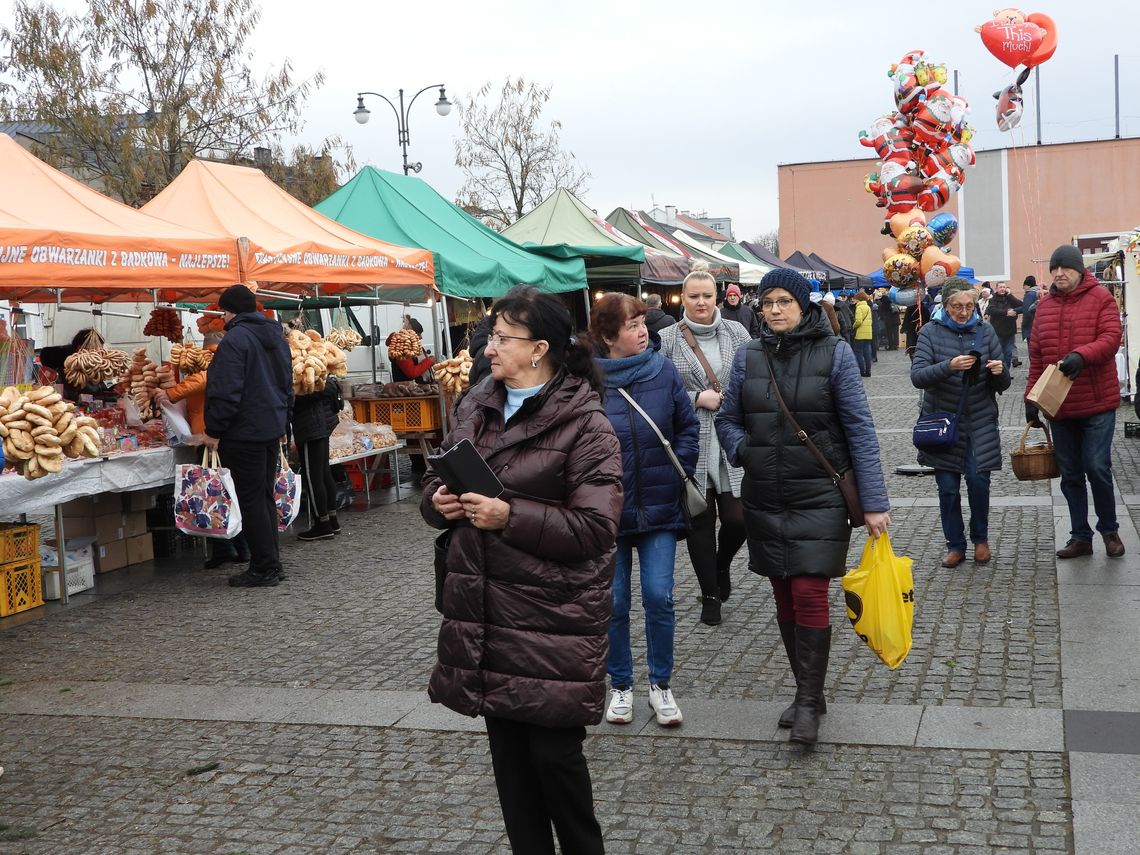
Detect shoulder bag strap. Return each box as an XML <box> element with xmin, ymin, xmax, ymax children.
<box><xmin>616</xmin><ymin>387</ymin><xmax>689</xmax><ymax>482</ymax></box>
<box><xmin>678</xmin><ymin>322</ymin><xmax>722</xmax><ymax>393</ymax></box>
<box><xmin>760</xmin><ymin>347</ymin><xmax>844</xmax><ymax>484</ymax></box>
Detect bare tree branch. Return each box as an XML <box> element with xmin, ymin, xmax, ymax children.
<box><xmin>453</xmin><ymin>76</ymin><xmax>589</xmax><ymax>230</ymax></box>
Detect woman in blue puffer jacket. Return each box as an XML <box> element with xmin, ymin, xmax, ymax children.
<box><xmin>591</xmin><ymin>293</ymin><xmax>700</xmax><ymax>729</ymax></box>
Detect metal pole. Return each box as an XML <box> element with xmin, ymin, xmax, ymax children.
<box><xmin>369</xmin><ymin>291</ymin><xmax>377</xmax><ymax>385</ymax></box>
<box><xmin>953</xmin><ymin>69</ymin><xmax>959</xmax><ymax>97</ymax></box>
<box><xmin>1115</xmin><ymin>54</ymin><xmax>1121</xmax><ymax>139</ymax></box>
<box><xmin>1035</xmin><ymin>65</ymin><xmax>1042</xmax><ymax>145</ymax></box>
<box><xmin>398</xmin><ymin>88</ymin><xmax>410</xmax><ymax>175</ymax></box>
<box><xmin>439</xmin><ymin>294</ymin><xmax>454</xmax><ymax>359</ymax></box>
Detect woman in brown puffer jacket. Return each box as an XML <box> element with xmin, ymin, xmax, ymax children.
<box><xmin>422</xmin><ymin>285</ymin><xmax>623</xmax><ymax>855</ymax></box>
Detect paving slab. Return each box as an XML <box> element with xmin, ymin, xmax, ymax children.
<box><xmin>1065</xmin><ymin>711</ymin><xmax>1140</xmax><ymax>755</ymax></box>
<box><xmin>915</xmin><ymin>706</ymin><xmax>1064</xmax><ymax>751</ymax></box>
<box><xmin>1069</xmin><ymin>752</ymin><xmax>1140</xmax><ymax>802</ymax></box>
<box><xmin>283</xmin><ymin>689</ymin><xmax>423</xmax><ymax>727</ymax></box>
<box><xmin>1072</xmin><ymin>801</ymin><xmax>1140</xmax><ymax>855</ymax></box>
<box><xmin>393</xmin><ymin>700</ymin><xmax>488</xmax><ymax>733</ymax></box>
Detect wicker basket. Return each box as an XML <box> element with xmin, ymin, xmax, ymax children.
<box><xmin>1010</xmin><ymin>423</ymin><xmax>1059</xmax><ymax>481</ymax></box>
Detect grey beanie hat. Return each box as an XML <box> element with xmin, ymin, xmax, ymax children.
<box><xmin>1049</xmin><ymin>244</ymin><xmax>1085</xmax><ymax>273</ymax></box>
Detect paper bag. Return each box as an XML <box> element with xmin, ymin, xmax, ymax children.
<box><xmin>1027</xmin><ymin>363</ymin><xmax>1073</xmax><ymax>419</ymax></box>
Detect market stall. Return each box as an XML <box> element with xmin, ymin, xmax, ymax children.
<box><xmin>1</xmin><ymin>146</ymin><xmax>436</xmax><ymax>614</ymax></box>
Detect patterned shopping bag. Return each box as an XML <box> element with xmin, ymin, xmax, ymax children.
<box><xmin>174</xmin><ymin>449</ymin><xmax>242</xmax><ymax>539</ymax></box>
<box><xmin>275</xmin><ymin>447</ymin><xmax>303</xmax><ymax>532</ymax></box>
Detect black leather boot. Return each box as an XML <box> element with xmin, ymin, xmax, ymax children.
<box><xmin>700</xmin><ymin>595</ymin><xmax>722</xmax><ymax>626</ymax></box>
<box><xmin>778</xmin><ymin>621</ymin><xmax>827</xmax><ymax>728</ymax></box>
<box><xmin>789</xmin><ymin>626</ymin><xmax>831</xmax><ymax>745</ymax></box>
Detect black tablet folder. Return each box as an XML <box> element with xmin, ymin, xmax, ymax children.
<box><xmin>427</xmin><ymin>438</ymin><xmax>504</xmax><ymax>498</ymax></box>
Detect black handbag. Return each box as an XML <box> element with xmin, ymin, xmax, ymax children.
<box><xmin>433</xmin><ymin>530</ymin><xmax>451</xmax><ymax>615</ymax></box>
<box><xmin>912</xmin><ymin>326</ymin><xmax>982</xmax><ymax>450</ymax></box>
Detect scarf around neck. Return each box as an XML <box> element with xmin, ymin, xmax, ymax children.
<box><xmin>682</xmin><ymin>309</ymin><xmax>721</xmax><ymax>337</ymax></box>
<box><xmin>942</xmin><ymin>309</ymin><xmax>980</xmax><ymax>332</ymax></box>
<box><xmin>597</xmin><ymin>346</ymin><xmax>665</xmax><ymax>389</ymax></box>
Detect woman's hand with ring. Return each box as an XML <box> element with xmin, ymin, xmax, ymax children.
<box><xmin>432</xmin><ymin>485</ymin><xmax>467</xmax><ymax>521</ymax></box>
<box><xmin>949</xmin><ymin>354</ymin><xmax>977</xmax><ymax>372</ymax></box>
<box><xmin>461</xmin><ymin>493</ymin><xmax>510</xmax><ymax>530</ymax></box>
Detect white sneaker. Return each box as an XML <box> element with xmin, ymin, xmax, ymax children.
<box><xmin>606</xmin><ymin>687</ymin><xmax>634</xmax><ymax>724</ymax></box>
<box><xmin>648</xmin><ymin>684</ymin><xmax>683</xmax><ymax>727</ymax></box>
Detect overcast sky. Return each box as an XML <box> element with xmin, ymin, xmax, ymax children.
<box><xmin>6</xmin><ymin>0</ymin><xmax>1139</xmax><ymax>240</ymax></box>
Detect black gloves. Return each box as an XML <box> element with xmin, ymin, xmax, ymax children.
<box><xmin>1025</xmin><ymin>401</ymin><xmax>1044</xmax><ymax>428</ymax></box>
<box><xmin>1058</xmin><ymin>351</ymin><xmax>1085</xmax><ymax>379</ymax></box>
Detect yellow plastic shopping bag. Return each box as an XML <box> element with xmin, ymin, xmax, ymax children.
<box><xmin>841</xmin><ymin>533</ymin><xmax>915</xmax><ymax>669</ymax></box>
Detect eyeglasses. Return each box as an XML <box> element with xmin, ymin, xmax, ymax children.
<box><xmin>760</xmin><ymin>297</ymin><xmax>797</xmax><ymax>311</ymax></box>
<box><xmin>946</xmin><ymin>302</ymin><xmax>975</xmax><ymax>313</ymax></box>
<box><xmin>488</xmin><ymin>332</ymin><xmax>536</xmax><ymax>347</ymax></box>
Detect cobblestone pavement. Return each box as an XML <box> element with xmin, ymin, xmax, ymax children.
<box><xmin>1</xmin><ymin>715</ymin><xmax>1071</xmax><ymax>855</ymax></box>
<box><xmin>1</xmin><ymin>347</ymin><xmax>1128</xmax><ymax>853</ymax></box>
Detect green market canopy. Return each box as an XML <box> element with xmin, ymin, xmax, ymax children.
<box><xmin>502</xmin><ymin>189</ymin><xmax>690</xmax><ymax>286</ymax></box>
<box><xmin>605</xmin><ymin>208</ymin><xmax>739</xmax><ymax>283</ymax></box>
<box><xmin>315</xmin><ymin>167</ymin><xmax>586</xmax><ymax>299</ymax></box>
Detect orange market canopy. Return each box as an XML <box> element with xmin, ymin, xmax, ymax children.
<box><xmin>142</xmin><ymin>160</ymin><xmax>434</xmax><ymax>298</ymax></box>
<box><xmin>0</xmin><ymin>133</ymin><xmax>245</xmax><ymax>302</ymax></box>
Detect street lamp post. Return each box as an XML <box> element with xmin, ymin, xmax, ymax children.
<box><xmin>353</xmin><ymin>85</ymin><xmax>452</xmax><ymax>175</ymax></box>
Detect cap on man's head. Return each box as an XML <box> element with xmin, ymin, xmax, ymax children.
<box><xmin>218</xmin><ymin>283</ymin><xmax>257</xmax><ymax>315</ymax></box>
<box><xmin>1049</xmin><ymin>244</ymin><xmax>1085</xmax><ymax>273</ymax></box>
<box><xmin>822</xmin><ymin>291</ymin><xmax>836</xmax><ymax>305</ymax></box>
<box><xmin>725</xmin><ymin>283</ymin><xmax>742</xmax><ymax>298</ymax></box>
<box><xmin>407</xmin><ymin>317</ymin><xmax>424</xmax><ymax>336</ymax></box>
<box><xmin>1023</xmin><ymin>275</ymin><xmax>1037</xmax><ymax>288</ymax></box>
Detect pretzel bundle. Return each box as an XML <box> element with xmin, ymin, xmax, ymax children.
<box><xmin>0</xmin><ymin>385</ymin><xmax>102</xmax><ymax>480</ymax></box>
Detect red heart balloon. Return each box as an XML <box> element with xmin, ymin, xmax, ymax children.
<box><xmin>980</xmin><ymin>20</ymin><xmax>1045</xmax><ymax>68</ymax></box>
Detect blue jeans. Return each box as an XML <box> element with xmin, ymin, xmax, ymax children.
<box><xmin>1049</xmin><ymin>410</ymin><xmax>1119</xmax><ymax>542</ymax></box>
<box><xmin>854</xmin><ymin>340</ymin><xmax>873</xmax><ymax>375</ymax></box>
<box><xmin>933</xmin><ymin>437</ymin><xmax>991</xmax><ymax>553</ymax></box>
<box><xmin>998</xmin><ymin>334</ymin><xmax>1017</xmax><ymax>371</ymax></box>
<box><xmin>608</xmin><ymin>531</ymin><xmax>677</xmax><ymax>689</ymax></box>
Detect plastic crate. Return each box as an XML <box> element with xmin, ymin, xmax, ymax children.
<box><xmin>42</xmin><ymin>555</ymin><xmax>96</xmax><ymax>600</ymax></box>
<box><xmin>368</xmin><ymin>397</ymin><xmax>442</xmax><ymax>432</ymax></box>
<box><xmin>1</xmin><ymin>558</ymin><xmax>44</xmax><ymax>617</ymax></box>
<box><xmin>0</xmin><ymin>522</ymin><xmax>40</xmax><ymax>565</ymax></box>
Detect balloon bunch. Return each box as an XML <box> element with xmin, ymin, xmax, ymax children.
<box><xmin>880</xmin><ymin>209</ymin><xmax>961</xmax><ymax>300</ymax></box>
<box><xmin>860</xmin><ymin>50</ymin><xmax>975</xmax><ymax>229</ymax></box>
<box><xmin>976</xmin><ymin>8</ymin><xmax>1058</xmax><ymax>131</ymax></box>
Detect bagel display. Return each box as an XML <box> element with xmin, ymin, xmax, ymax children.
<box><xmin>386</xmin><ymin>328</ymin><xmax>422</xmax><ymax>360</ymax></box>
<box><xmin>286</xmin><ymin>329</ymin><xmax>349</xmax><ymax>395</ymax></box>
<box><xmin>0</xmin><ymin>385</ymin><xmax>102</xmax><ymax>480</ymax></box>
<box><xmin>434</xmin><ymin>349</ymin><xmax>474</xmax><ymax>395</ymax></box>
<box><xmin>326</xmin><ymin>327</ymin><xmax>363</xmax><ymax>351</ymax></box>
<box><xmin>62</xmin><ymin>348</ymin><xmax>131</xmax><ymax>389</ymax></box>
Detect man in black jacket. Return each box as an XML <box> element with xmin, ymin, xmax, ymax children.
<box><xmin>720</xmin><ymin>283</ymin><xmax>760</xmax><ymax>337</ymax></box>
<box><xmin>986</xmin><ymin>281</ymin><xmax>1023</xmax><ymax>372</ymax></box>
<box><xmin>644</xmin><ymin>294</ymin><xmax>675</xmax><ymax>334</ymax></box>
<box><xmin>205</xmin><ymin>284</ymin><xmax>294</xmax><ymax>587</ymax></box>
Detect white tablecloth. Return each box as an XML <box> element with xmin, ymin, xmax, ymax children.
<box><xmin>0</xmin><ymin>448</ymin><xmax>177</xmax><ymax>513</ymax></box>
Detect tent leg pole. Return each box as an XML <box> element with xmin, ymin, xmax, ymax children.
<box><xmin>369</xmin><ymin>297</ymin><xmax>377</xmax><ymax>386</ymax></box>
<box><xmin>582</xmin><ymin>289</ymin><xmax>591</xmax><ymax>330</ymax></box>
<box><xmin>438</xmin><ymin>296</ymin><xmax>453</xmax><ymax>359</ymax></box>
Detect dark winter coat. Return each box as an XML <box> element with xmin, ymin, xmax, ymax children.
<box><xmin>421</xmin><ymin>370</ymin><xmax>623</xmax><ymax>728</ymax></box>
<box><xmin>645</xmin><ymin>307</ymin><xmax>676</xmax><ymax>334</ymax></box>
<box><xmin>720</xmin><ymin>301</ymin><xmax>760</xmax><ymax>338</ymax></box>
<box><xmin>1021</xmin><ymin>288</ymin><xmax>1038</xmax><ymax>339</ymax></box>
<box><xmin>599</xmin><ymin>355</ymin><xmax>700</xmax><ymax>535</ymax></box>
<box><xmin>879</xmin><ymin>295</ymin><xmax>900</xmax><ymax>333</ymax></box>
<box><xmin>205</xmin><ymin>313</ymin><xmax>293</xmax><ymax>442</ymax></box>
<box><xmin>465</xmin><ymin>315</ymin><xmax>493</xmax><ymax>387</ymax></box>
<box><xmin>291</xmin><ymin>378</ymin><xmax>342</xmax><ymax>444</ymax></box>
<box><xmin>715</xmin><ymin>306</ymin><xmax>889</xmax><ymax>578</ymax></box>
<box><xmin>986</xmin><ymin>292</ymin><xmax>1023</xmax><ymax>338</ymax></box>
<box><xmin>1027</xmin><ymin>271</ymin><xmax>1121</xmax><ymax>419</ymax></box>
<box><xmin>910</xmin><ymin>317</ymin><xmax>1011</xmax><ymax>473</ymax></box>
<box><xmin>834</xmin><ymin>300</ymin><xmax>855</xmax><ymax>340</ymax></box>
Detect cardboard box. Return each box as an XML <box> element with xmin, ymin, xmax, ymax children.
<box><xmin>124</xmin><ymin>510</ymin><xmax>148</xmax><ymax>539</ymax></box>
<box><xmin>94</xmin><ymin>539</ymin><xmax>128</xmax><ymax>574</ymax></box>
<box><xmin>61</xmin><ymin>494</ymin><xmax>124</xmax><ymax>518</ymax></box>
<box><xmin>125</xmin><ymin>533</ymin><xmax>154</xmax><ymax>566</ymax></box>
<box><xmin>124</xmin><ymin>490</ymin><xmax>158</xmax><ymax>512</ymax></box>
<box><xmin>1027</xmin><ymin>363</ymin><xmax>1073</xmax><ymax>419</ymax></box>
<box><xmin>65</xmin><ymin>512</ymin><xmax>127</xmax><ymax>546</ymax></box>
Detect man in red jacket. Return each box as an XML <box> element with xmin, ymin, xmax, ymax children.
<box><xmin>1025</xmin><ymin>245</ymin><xmax>1124</xmax><ymax>558</ymax></box>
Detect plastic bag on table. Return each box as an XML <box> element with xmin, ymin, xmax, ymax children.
<box><xmin>160</xmin><ymin>398</ymin><xmax>193</xmax><ymax>446</ymax></box>
<box><xmin>174</xmin><ymin>448</ymin><xmax>242</xmax><ymax>539</ymax></box>
<box><xmin>841</xmin><ymin>533</ymin><xmax>915</xmax><ymax>669</ymax></box>
<box><xmin>118</xmin><ymin>394</ymin><xmax>144</xmax><ymax>427</ymax></box>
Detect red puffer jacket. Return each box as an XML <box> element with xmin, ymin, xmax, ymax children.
<box><xmin>1026</xmin><ymin>271</ymin><xmax>1121</xmax><ymax>419</ymax></box>
<box><xmin>421</xmin><ymin>370</ymin><xmax>623</xmax><ymax>728</ymax></box>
